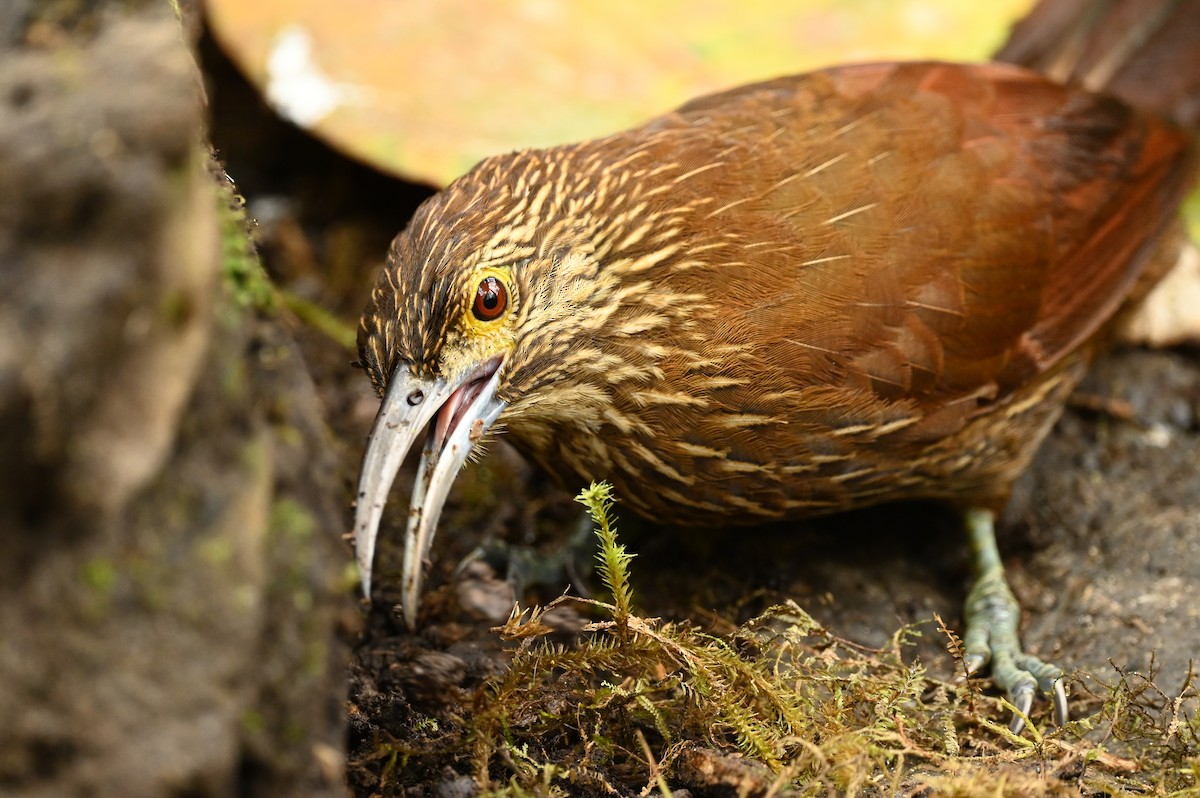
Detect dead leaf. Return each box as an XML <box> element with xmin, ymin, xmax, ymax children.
<box><xmin>205</xmin><ymin>0</ymin><xmax>1034</xmax><ymax>185</ymax></box>
<box><xmin>1122</xmin><ymin>243</ymin><xmax>1200</xmax><ymax>347</ymax></box>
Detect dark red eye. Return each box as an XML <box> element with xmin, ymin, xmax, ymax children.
<box><xmin>472</xmin><ymin>276</ymin><xmax>508</xmax><ymax>321</ymax></box>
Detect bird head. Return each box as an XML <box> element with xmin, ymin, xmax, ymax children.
<box><xmin>352</xmin><ymin>146</ymin><xmax>635</xmax><ymax>628</ymax></box>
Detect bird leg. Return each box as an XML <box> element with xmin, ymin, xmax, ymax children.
<box><xmin>462</xmin><ymin>511</ymin><xmax>596</xmax><ymax>601</ymax></box>
<box><xmin>961</xmin><ymin>507</ymin><xmax>1068</xmax><ymax>734</ymax></box>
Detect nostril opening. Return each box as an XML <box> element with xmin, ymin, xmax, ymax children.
<box><xmin>406</xmin><ymin>390</ymin><xmax>424</xmax><ymax>406</ymax></box>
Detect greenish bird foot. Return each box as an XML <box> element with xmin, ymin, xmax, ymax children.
<box><xmin>460</xmin><ymin>512</ymin><xmax>596</xmax><ymax>601</ymax></box>
<box><xmin>962</xmin><ymin>508</ymin><xmax>1069</xmax><ymax>734</ymax></box>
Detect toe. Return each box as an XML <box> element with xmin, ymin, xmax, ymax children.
<box><xmin>1007</xmin><ymin>684</ymin><xmax>1034</xmax><ymax>734</ymax></box>
<box><xmin>961</xmin><ymin>508</ymin><xmax>1070</xmax><ymax>733</ymax></box>
<box><xmin>1052</xmin><ymin>676</ymin><xmax>1069</xmax><ymax>726</ymax></box>
<box><xmin>992</xmin><ymin>651</ymin><xmax>1068</xmax><ymax>732</ymax></box>
<box><xmin>962</xmin><ymin>625</ymin><xmax>991</xmax><ymax>676</ymax></box>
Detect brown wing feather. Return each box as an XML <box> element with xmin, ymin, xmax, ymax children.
<box><xmin>634</xmin><ymin>62</ymin><xmax>1191</xmax><ymax>421</ymax></box>
<box><xmin>996</xmin><ymin>0</ymin><xmax>1200</xmax><ymax>128</ymax></box>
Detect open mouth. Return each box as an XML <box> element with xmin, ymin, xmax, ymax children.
<box><xmin>352</xmin><ymin>353</ymin><xmax>508</xmax><ymax>629</ymax></box>
<box><xmin>429</xmin><ymin>354</ymin><xmax>504</xmax><ymax>457</ymax></box>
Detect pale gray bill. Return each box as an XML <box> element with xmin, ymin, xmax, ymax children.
<box><xmin>352</xmin><ymin>363</ymin><xmax>506</xmax><ymax>629</ymax></box>
<box><xmin>401</xmin><ymin>371</ymin><xmax>506</xmax><ymax>628</ymax></box>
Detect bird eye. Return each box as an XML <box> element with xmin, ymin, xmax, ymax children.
<box><xmin>472</xmin><ymin>276</ymin><xmax>508</xmax><ymax>321</ymax></box>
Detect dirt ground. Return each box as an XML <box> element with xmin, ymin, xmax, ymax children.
<box><xmin>199</xmin><ymin>25</ymin><xmax>1200</xmax><ymax>798</ymax></box>
<box><xmin>324</xmin><ymin>349</ymin><xmax>1200</xmax><ymax>796</ymax></box>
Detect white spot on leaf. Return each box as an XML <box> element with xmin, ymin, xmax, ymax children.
<box><xmin>266</xmin><ymin>25</ymin><xmax>363</xmax><ymax>127</ymax></box>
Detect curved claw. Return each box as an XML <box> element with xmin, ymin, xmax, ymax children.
<box><xmin>962</xmin><ymin>507</ymin><xmax>1070</xmax><ymax>733</ymax></box>
<box><xmin>1008</xmin><ymin>685</ymin><xmax>1034</xmax><ymax>735</ymax></box>
<box><xmin>1052</xmin><ymin>676</ymin><xmax>1069</xmax><ymax>727</ymax></box>
<box><xmin>963</xmin><ymin>652</ymin><xmax>987</xmax><ymax>676</ymax></box>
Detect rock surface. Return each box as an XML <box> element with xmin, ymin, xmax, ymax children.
<box><xmin>0</xmin><ymin>7</ymin><xmax>350</xmax><ymax>797</ymax></box>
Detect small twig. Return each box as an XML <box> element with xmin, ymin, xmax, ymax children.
<box><xmin>635</xmin><ymin>729</ymin><xmax>672</xmax><ymax>798</ymax></box>
<box><xmin>1067</xmin><ymin>390</ymin><xmax>1137</xmax><ymax>422</ymax></box>
<box><xmin>934</xmin><ymin>612</ymin><xmax>977</xmax><ymax>716</ymax></box>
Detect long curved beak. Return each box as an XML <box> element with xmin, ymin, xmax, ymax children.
<box><xmin>353</xmin><ymin>354</ymin><xmax>506</xmax><ymax>629</ymax></box>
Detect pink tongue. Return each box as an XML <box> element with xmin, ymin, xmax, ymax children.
<box><xmin>429</xmin><ymin>380</ymin><xmax>483</xmax><ymax>456</ymax></box>
<box><xmin>428</xmin><ymin>355</ymin><xmax>504</xmax><ymax>456</ymax></box>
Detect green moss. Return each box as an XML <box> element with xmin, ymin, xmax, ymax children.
<box><xmin>158</xmin><ymin>288</ymin><xmax>195</xmax><ymax>329</ymax></box>
<box><xmin>302</xmin><ymin>639</ymin><xmax>328</xmax><ymax>679</ymax></box>
<box><xmin>240</xmin><ymin>435</ymin><xmax>270</xmax><ymax>476</ymax></box>
<box><xmin>217</xmin><ymin>191</ymin><xmax>276</xmax><ymax>315</ymax></box>
<box><xmin>221</xmin><ymin>354</ymin><xmax>246</xmax><ymax>401</ymax></box>
<box><xmin>80</xmin><ymin>558</ymin><xmax>118</xmax><ymax>595</ymax></box>
<box><xmin>213</xmin><ymin>173</ymin><xmax>361</xmax><ymax>350</ymax></box>
<box><xmin>278</xmin><ymin>289</ymin><xmax>358</xmax><ymax>353</ymax></box>
<box><xmin>337</xmin><ymin>561</ymin><xmax>362</xmax><ymax>594</ymax></box>
<box><xmin>241</xmin><ymin>709</ymin><xmax>266</xmax><ymax>734</ymax></box>
<box><xmin>196</xmin><ymin>534</ymin><xmax>235</xmax><ymax>568</ymax></box>
<box><xmin>283</xmin><ymin>721</ymin><xmax>308</xmax><ymax>745</ymax></box>
<box><xmin>577</xmin><ymin>482</ymin><xmax>635</xmax><ymax>624</ymax></box>
<box><xmin>268</xmin><ymin>497</ymin><xmax>322</xmax><ymax>630</ymax></box>
<box><xmin>79</xmin><ymin>557</ymin><xmax>120</xmax><ymax>617</ymax></box>
<box><xmin>356</xmin><ymin>482</ymin><xmax>1200</xmax><ymax>795</ymax></box>
<box><xmin>270</xmin><ymin>498</ymin><xmax>317</xmax><ymax>542</ymax></box>
<box><xmin>127</xmin><ymin>553</ymin><xmax>170</xmax><ymax>612</ymax></box>
<box><xmin>274</xmin><ymin>423</ymin><xmax>303</xmax><ymax>450</ymax></box>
